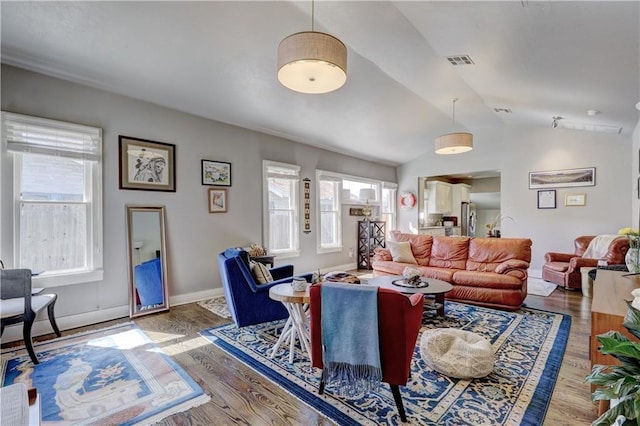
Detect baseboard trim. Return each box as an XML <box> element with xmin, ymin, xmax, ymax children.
<box><xmin>1</xmin><ymin>287</ymin><xmax>225</xmax><ymax>344</ymax></box>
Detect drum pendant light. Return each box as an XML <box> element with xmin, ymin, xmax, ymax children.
<box><xmin>435</xmin><ymin>98</ymin><xmax>473</xmax><ymax>154</ymax></box>
<box><xmin>277</xmin><ymin>0</ymin><xmax>347</xmax><ymax>94</ymax></box>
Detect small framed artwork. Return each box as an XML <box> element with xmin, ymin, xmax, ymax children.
<box><xmin>201</xmin><ymin>160</ymin><xmax>231</xmax><ymax>186</ymax></box>
<box><xmin>537</xmin><ymin>190</ymin><xmax>556</xmax><ymax>209</ymax></box>
<box><xmin>208</xmin><ymin>189</ymin><xmax>227</xmax><ymax>213</ymax></box>
<box><xmin>119</xmin><ymin>136</ymin><xmax>176</xmax><ymax>191</ymax></box>
<box><xmin>350</xmin><ymin>207</ymin><xmax>364</xmax><ymax>216</ymax></box>
<box><xmin>565</xmin><ymin>194</ymin><xmax>586</xmax><ymax>206</ymax></box>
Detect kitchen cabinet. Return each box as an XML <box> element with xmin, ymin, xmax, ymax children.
<box><xmin>426</xmin><ymin>181</ymin><xmax>452</xmax><ymax>214</ymax></box>
<box><xmin>450</xmin><ymin>184</ymin><xmax>471</xmax><ymax>219</ymax></box>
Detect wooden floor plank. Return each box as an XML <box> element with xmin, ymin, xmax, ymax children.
<box><xmin>4</xmin><ymin>283</ymin><xmax>598</xmax><ymax>425</ymax></box>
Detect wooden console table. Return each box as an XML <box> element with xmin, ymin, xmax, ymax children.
<box><xmin>590</xmin><ymin>269</ymin><xmax>640</xmax><ymax>415</ymax></box>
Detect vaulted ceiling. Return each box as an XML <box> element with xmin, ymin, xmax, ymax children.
<box><xmin>2</xmin><ymin>1</ymin><xmax>638</xmax><ymax>166</ymax></box>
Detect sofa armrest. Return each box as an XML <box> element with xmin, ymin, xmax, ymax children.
<box><xmin>544</xmin><ymin>252</ymin><xmax>574</xmax><ymax>262</ymax></box>
<box><xmin>568</xmin><ymin>257</ymin><xmax>598</xmax><ymax>272</ymax></box>
<box><xmin>270</xmin><ymin>264</ymin><xmax>294</xmax><ymax>280</ymax></box>
<box><xmin>495</xmin><ymin>259</ymin><xmax>530</xmax><ymax>274</ymax></box>
<box><xmin>373</xmin><ymin>247</ymin><xmax>392</xmax><ymax>262</ymax></box>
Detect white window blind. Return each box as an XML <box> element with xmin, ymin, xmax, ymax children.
<box><xmin>263</xmin><ymin>161</ymin><xmax>300</xmax><ymax>257</ymax></box>
<box><xmin>3</xmin><ymin>112</ymin><xmax>102</xmax><ymax>161</ymax></box>
<box><xmin>2</xmin><ymin>111</ymin><xmax>103</xmax><ymax>287</ymax></box>
<box><xmin>317</xmin><ymin>171</ymin><xmax>342</xmax><ymax>251</ymax></box>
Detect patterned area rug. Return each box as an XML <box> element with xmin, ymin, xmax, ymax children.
<box><xmin>1</xmin><ymin>323</ymin><xmax>210</xmax><ymax>425</ymax></box>
<box><xmin>198</xmin><ymin>296</ymin><xmax>231</xmax><ymax>318</ymax></box>
<box><xmin>201</xmin><ymin>302</ymin><xmax>570</xmax><ymax>425</ymax></box>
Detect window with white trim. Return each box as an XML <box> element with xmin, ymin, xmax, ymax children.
<box><xmin>263</xmin><ymin>161</ymin><xmax>300</xmax><ymax>257</ymax></box>
<box><xmin>2</xmin><ymin>112</ymin><xmax>103</xmax><ymax>286</ymax></box>
<box><xmin>316</xmin><ymin>171</ymin><xmax>342</xmax><ymax>252</ymax></box>
<box><xmin>381</xmin><ymin>182</ymin><xmax>398</xmax><ymax>237</ymax></box>
<box><xmin>342</xmin><ymin>179</ymin><xmax>378</xmax><ymax>204</ymax></box>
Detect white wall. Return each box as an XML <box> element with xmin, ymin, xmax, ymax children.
<box><xmin>0</xmin><ymin>65</ymin><xmax>396</xmax><ymax>334</ymax></box>
<box><xmin>397</xmin><ymin>125</ymin><xmax>635</xmax><ymax>275</ymax></box>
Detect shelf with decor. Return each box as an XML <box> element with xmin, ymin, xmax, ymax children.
<box><xmin>357</xmin><ymin>220</ymin><xmax>385</xmax><ymax>270</ymax></box>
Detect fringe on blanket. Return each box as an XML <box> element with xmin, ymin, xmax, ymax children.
<box><xmin>323</xmin><ymin>361</ymin><xmax>382</xmax><ymax>397</ymax></box>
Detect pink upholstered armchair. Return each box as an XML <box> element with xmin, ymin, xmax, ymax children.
<box><xmin>542</xmin><ymin>235</ymin><xmax>629</xmax><ymax>290</ymax></box>
<box><xmin>309</xmin><ymin>283</ymin><xmax>423</xmax><ymax>423</ymax></box>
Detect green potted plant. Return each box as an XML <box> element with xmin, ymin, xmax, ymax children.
<box><xmin>586</xmin><ymin>300</ymin><xmax>640</xmax><ymax>425</ymax></box>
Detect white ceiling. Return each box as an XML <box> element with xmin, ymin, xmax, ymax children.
<box><xmin>2</xmin><ymin>1</ymin><xmax>638</xmax><ymax>166</ymax></box>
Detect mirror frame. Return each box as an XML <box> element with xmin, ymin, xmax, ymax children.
<box><xmin>126</xmin><ymin>205</ymin><xmax>169</xmax><ymax>318</ymax></box>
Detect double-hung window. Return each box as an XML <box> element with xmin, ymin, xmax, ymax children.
<box><xmin>263</xmin><ymin>161</ymin><xmax>300</xmax><ymax>257</ymax></box>
<box><xmin>316</xmin><ymin>171</ymin><xmax>342</xmax><ymax>252</ymax></box>
<box><xmin>2</xmin><ymin>112</ymin><xmax>103</xmax><ymax>286</ymax></box>
<box><xmin>381</xmin><ymin>182</ymin><xmax>398</xmax><ymax>237</ymax></box>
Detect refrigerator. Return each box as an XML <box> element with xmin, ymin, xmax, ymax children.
<box><xmin>461</xmin><ymin>202</ymin><xmax>477</xmax><ymax>237</ymax></box>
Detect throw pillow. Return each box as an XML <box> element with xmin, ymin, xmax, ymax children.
<box><xmin>386</xmin><ymin>240</ymin><xmax>417</xmax><ymax>264</ymax></box>
<box><xmin>252</xmin><ymin>261</ymin><xmax>273</xmax><ymax>284</ymax></box>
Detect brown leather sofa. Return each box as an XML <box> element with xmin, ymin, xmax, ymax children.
<box><xmin>372</xmin><ymin>232</ymin><xmax>532</xmax><ymax>311</ymax></box>
<box><xmin>542</xmin><ymin>235</ymin><xmax>629</xmax><ymax>290</ymax></box>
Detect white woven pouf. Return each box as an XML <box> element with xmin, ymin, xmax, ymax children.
<box><xmin>420</xmin><ymin>328</ymin><xmax>495</xmax><ymax>379</ymax></box>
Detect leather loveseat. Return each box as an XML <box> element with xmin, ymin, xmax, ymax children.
<box><xmin>542</xmin><ymin>235</ymin><xmax>629</xmax><ymax>290</ymax></box>
<box><xmin>372</xmin><ymin>231</ymin><xmax>532</xmax><ymax>311</ymax></box>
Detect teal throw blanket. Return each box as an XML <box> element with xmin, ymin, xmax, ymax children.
<box><xmin>321</xmin><ymin>283</ymin><xmax>382</xmax><ymax>397</ymax></box>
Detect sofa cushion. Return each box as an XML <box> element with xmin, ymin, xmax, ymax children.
<box><xmin>465</xmin><ymin>238</ymin><xmax>532</xmax><ymax>272</ymax></box>
<box><xmin>429</xmin><ymin>237</ymin><xmax>470</xmax><ymax>270</ymax></box>
<box><xmin>420</xmin><ymin>267</ymin><xmax>456</xmax><ymax>283</ymax></box>
<box><xmin>390</xmin><ymin>231</ymin><xmax>432</xmax><ymax>266</ymax></box>
<box><xmin>252</xmin><ymin>261</ymin><xmax>273</xmax><ymax>284</ymax></box>
<box><xmin>452</xmin><ymin>270</ymin><xmax>522</xmax><ymax>290</ymax></box>
<box><xmin>543</xmin><ymin>261</ymin><xmax>569</xmax><ymax>273</ymax></box>
<box><xmin>387</xmin><ymin>241</ymin><xmax>417</xmax><ymax>264</ymax></box>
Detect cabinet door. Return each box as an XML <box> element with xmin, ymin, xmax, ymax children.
<box><xmin>427</xmin><ymin>182</ymin><xmax>452</xmax><ymax>214</ymax></box>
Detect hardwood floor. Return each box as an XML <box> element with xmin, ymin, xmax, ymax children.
<box><xmin>7</xmin><ymin>286</ymin><xmax>596</xmax><ymax>425</ymax></box>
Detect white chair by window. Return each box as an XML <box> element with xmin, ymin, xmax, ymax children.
<box><xmin>0</xmin><ymin>269</ymin><xmax>61</xmax><ymax>364</ymax></box>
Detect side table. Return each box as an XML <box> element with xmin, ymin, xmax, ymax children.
<box><xmin>268</xmin><ymin>283</ymin><xmax>311</xmax><ymax>363</ymax></box>
<box><xmin>590</xmin><ymin>270</ymin><xmax>640</xmax><ymax>416</ymax></box>
<box><xmin>580</xmin><ymin>267</ymin><xmax>595</xmax><ymax>297</ymax></box>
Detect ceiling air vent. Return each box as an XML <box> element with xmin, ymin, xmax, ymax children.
<box><xmin>557</xmin><ymin>121</ymin><xmax>622</xmax><ymax>134</ymax></box>
<box><xmin>493</xmin><ymin>108</ymin><xmax>512</xmax><ymax>113</ymax></box>
<box><xmin>446</xmin><ymin>55</ymin><xmax>475</xmax><ymax>66</ymax></box>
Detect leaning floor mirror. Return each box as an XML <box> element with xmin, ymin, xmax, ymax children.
<box><xmin>126</xmin><ymin>205</ymin><xmax>170</xmax><ymax>318</ymax></box>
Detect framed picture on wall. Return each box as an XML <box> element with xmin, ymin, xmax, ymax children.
<box><xmin>201</xmin><ymin>160</ymin><xmax>231</xmax><ymax>186</ymax></box>
<box><xmin>529</xmin><ymin>167</ymin><xmax>595</xmax><ymax>189</ymax></box>
<box><xmin>119</xmin><ymin>136</ymin><xmax>176</xmax><ymax>192</ymax></box>
<box><xmin>208</xmin><ymin>188</ymin><xmax>227</xmax><ymax>213</ymax></box>
<box><xmin>565</xmin><ymin>194</ymin><xmax>586</xmax><ymax>206</ymax></box>
<box><xmin>537</xmin><ymin>190</ymin><xmax>556</xmax><ymax>209</ymax></box>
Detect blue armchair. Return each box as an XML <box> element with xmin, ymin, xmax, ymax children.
<box><xmin>217</xmin><ymin>248</ymin><xmax>312</xmax><ymax>327</ymax></box>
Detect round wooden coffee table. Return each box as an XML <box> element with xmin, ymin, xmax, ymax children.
<box><xmin>369</xmin><ymin>275</ymin><xmax>453</xmax><ymax>317</ymax></box>
<box><xmin>268</xmin><ymin>283</ymin><xmax>311</xmax><ymax>363</ymax></box>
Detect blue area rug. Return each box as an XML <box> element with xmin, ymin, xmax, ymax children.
<box><xmin>1</xmin><ymin>322</ymin><xmax>210</xmax><ymax>425</ymax></box>
<box><xmin>201</xmin><ymin>301</ymin><xmax>570</xmax><ymax>425</ymax></box>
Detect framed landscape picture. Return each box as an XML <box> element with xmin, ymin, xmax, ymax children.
<box><xmin>202</xmin><ymin>160</ymin><xmax>231</xmax><ymax>186</ymax></box>
<box><xmin>119</xmin><ymin>136</ymin><xmax>176</xmax><ymax>192</ymax></box>
<box><xmin>528</xmin><ymin>167</ymin><xmax>595</xmax><ymax>189</ymax></box>
<box><xmin>208</xmin><ymin>188</ymin><xmax>227</xmax><ymax>213</ymax></box>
